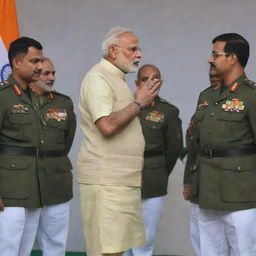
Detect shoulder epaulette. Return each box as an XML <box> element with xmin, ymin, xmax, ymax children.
<box><xmin>159</xmin><ymin>97</ymin><xmax>179</xmax><ymax>111</ymax></box>
<box><xmin>52</xmin><ymin>90</ymin><xmax>71</xmax><ymax>99</ymax></box>
<box><xmin>244</xmin><ymin>78</ymin><xmax>256</xmax><ymax>89</ymax></box>
<box><xmin>0</xmin><ymin>82</ymin><xmax>12</xmax><ymax>91</ymax></box>
<box><xmin>199</xmin><ymin>85</ymin><xmax>212</xmax><ymax>95</ymax></box>
<box><xmin>159</xmin><ymin>97</ymin><xmax>171</xmax><ymax>104</ymax></box>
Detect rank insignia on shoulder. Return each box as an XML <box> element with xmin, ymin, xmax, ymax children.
<box><xmin>46</xmin><ymin>108</ymin><xmax>67</xmax><ymax>121</ymax></box>
<box><xmin>222</xmin><ymin>98</ymin><xmax>244</xmax><ymax>112</ymax></box>
<box><xmin>11</xmin><ymin>104</ymin><xmax>29</xmax><ymax>113</ymax></box>
<box><xmin>198</xmin><ymin>100</ymin><xmax>208</xmax><ymax>110</ymax></box>
<box><xmin>12</xmin><ymin>85</ymin><xmax>22</xmax><ymax>96</ymax></box>
<box><xmin>229</xmin><ymin>82</ymin><xmax>239</xmax><ymax>92</ymax></box>
<box><xmin>146</xmin><ymin>110</ymin><xmax>165</xmax><ymax>123</ymax></box>
<box><xmin>47</xmin><ymin>93</ymin><xmax>54</xmax><ymax>99</ymax></box>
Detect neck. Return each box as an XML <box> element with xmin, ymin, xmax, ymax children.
<box><xmin>12</xmin><ymin>72</ymin><xmax>29</xmax><ymax>89</ymax></box>
<box><xmin>30</xmin><ymin>85</ymin><xmax>46</xmax><ymax>95</ymax></box>
<box><xmin>222</xmin><ymin>67</ymin><xmax>244</xmax><ymax>86</ymax></box>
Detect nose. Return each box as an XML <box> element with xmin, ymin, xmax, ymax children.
<box><xmin>136</xmin><ymin>49</ymin><xmax>142</xmax><ymax>59</ymax></box>
<box><xmin>38</xmin><ymin>60</ymin><xmax>43</xmax><ymax>70</ymax></box>
<box><xmin>208</xmin><ymin>56</ymin><xmax>214</xmax><ymax>64</ymax></box>
<box><xmin>49</xmin><ymin>72</ymin><xmax>55</xmax><ymax>81</ymax></box>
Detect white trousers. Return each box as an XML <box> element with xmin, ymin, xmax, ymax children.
<box><xmin>124</xmin><ymin>196</ymin><xmax>165</xmax><ymax>256</ymax></box>
<box><xmin>190</xmin><ymin>204</ymin><xmax>256</xmax><ymax>256</ymax></box>
<box><xmin>0</xmin><ymin>201</ymin><xmax>70</xmax><ymax>256</ymax></box>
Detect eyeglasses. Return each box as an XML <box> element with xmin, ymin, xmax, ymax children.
<box><xmin>113</xmin><ymin>44</ymin><xmax>141</xmax><ymax>53</ymax></box>
<box><xmin>210</xmin><ymin>52</ymin><xmax>231</xmax><ymax>59</ymax></box>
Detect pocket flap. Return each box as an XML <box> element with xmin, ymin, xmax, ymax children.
<box><xmin>0</xmin><ymin>158</ymin><xmax>30</xmax><ymax>170</ymax></box>
<box><xmin>222</xmin><ymin>157</ymin><xmax>254</xmax><ymax>171</ymax></box>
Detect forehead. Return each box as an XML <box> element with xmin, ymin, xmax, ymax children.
<box><xmin>139</xmin><ymin>66</ymin><xmax>160</xmax><ymax>77</ymax></box>
<box><xmin>212</xmin><ymin>41</ymin><xmax>226</xmax><ymax>52</ymax></box>
<box><xmin>118</xmin><ymin>32</ymin><xmax>139</xmax><ymax>46</ymax></box>
<box><xmin>42</xmin><ymin>60</ymin><xmax>55</xmax><ymax>71</ymax></box>
<box><xmin>25</xmin><ymin>46</ymin><xmax>43</xmax><ymax>58</ymax></box>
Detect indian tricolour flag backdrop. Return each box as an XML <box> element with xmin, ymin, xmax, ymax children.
<box><xmin>0</xmin><ymin>0</ymin><xmax>19</xmax><ymax>82</ymax></box>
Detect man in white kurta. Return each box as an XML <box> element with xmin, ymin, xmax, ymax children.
<box><xmin>77</xmin><ymin>27</ymin><xmax>161</xmax><ymax>256</ymax></box>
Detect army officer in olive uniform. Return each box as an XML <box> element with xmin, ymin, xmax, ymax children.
<box><xmin>125</xmin><ymin>64</ymin><xmax>183</xmax><ymax>256</ymax></box>
<box><xmin>20</xmin><ymin>57</ymin><xmax>76</xmax><ymax>256</ymax></box>
<box><xmin>191</xmin><ymin>33</ymin><xmax>256</xmax><ymax>256</ymax></box>
<box><xmin>0</xmin><ymin>38</ymin><xmax>76</xmax><ymax>256</ymax></box>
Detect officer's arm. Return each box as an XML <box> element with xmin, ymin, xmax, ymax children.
<box><xmin>65</xmin><ymin>101</ymin><xmax>76</xmax><ymax>154</ymax></box>
<box><xmin>165</xmin><ymin>108</ymin><xmax>183</xmax><ymax>174</ymax></box>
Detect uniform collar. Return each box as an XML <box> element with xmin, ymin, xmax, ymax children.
<box><xmin>100</xmin><ymin>58</ymin><xmax>125</xmax><ymax>80</ymax></box>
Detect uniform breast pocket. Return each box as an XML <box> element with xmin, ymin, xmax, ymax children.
<box><xmin>46</xmin><ymin>119</ymin><xmax>68</xmax><ymax>144</ymax></box>
<box><xmin>143</xmin><ymin>123</ymin><xmax>164</xmax><ymax>144</ymax></box>
<box><xmin>194</xmin><ymin>110</ymin><xmax>205</xmax><ymax>122</ymax></box>
<box><xmin>221</xmin><ymin>156</ymin><xmax>256</xmax><ymax>203</ymax></box>
<box><xmin>8</xmin><ymin>113</ymin><xmax>33</xmax><ymax>141</ymax></box>
<box><xmin>218</xmin><ymin>111</ymin><xmax>247</xmax><ymax>138</ymax></box>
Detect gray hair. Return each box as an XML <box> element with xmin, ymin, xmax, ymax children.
<box><xmin>101</xmin><ymin>26</ymin><xmax>134</xmax><ymax>57</ymax></box>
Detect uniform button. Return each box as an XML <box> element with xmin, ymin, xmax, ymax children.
<box><xmin>155</xmin><ymin>164</ymin><xmax>160</xmax><ymax>168</ymax></box>
<box><xmin>215</xmin><ymin>102</ymin><xmax>218</xmax><ymax>105</ymax></box>
<box><xmin>208</xmin><ymin>129</ymin><xmax>212</xmax><ymax>134</ymax></box>
<box><xmin>211</xmin><ymin>113</ymin><xmax>214</xmax><ymax>117</ymax></box>
<box><xmin>237</xmin><ymin>166</ymin><xmax>241</xmax><ymax>171</ymax></box>
<box><xmin>40</xmin><ymin>140</ymin><xmax>44</xmax><ymax>144</ymax></box>
<box><xmin>11</xmin><ymin>163</ymin><xmax>15</xmax><ymax>168</ymax></box>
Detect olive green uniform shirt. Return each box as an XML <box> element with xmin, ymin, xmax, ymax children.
<box><xmin>139</xmin><ymin>96</ymin><xmax>183</xmax><ymax>198</ymax></box>
<box><xmin>0</xmin><ymin>75</ymin><xmax>76</xmax><ymax>207</ymax></box>
<box><xmin>191</xmin><ymin>74</ymin><xmax>256</xmax><ymax>211</ymax></box>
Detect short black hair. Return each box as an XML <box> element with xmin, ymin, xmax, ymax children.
<box><xmin>8</xmin><ymin>37</ymin><xmax>43</xmax><ymax>68</ymax></box>
<box><xmin>212</xmin><ymin>33</ymin><xmax>249</xmax><ymax>67</ymax></box>
<box><xmin>137</xmin><ymin>64</ymin><xmax>161</xmax><ymax>80</ymax></box>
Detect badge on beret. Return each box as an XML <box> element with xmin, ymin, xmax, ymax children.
<box><xmin>198</xmin><ymin>100</ymin><xmax>208</xmax><ymax>110</ymax></box>
<box><xmin>222</xmin><ymin>98</ymin><xmax>244</xmax><ymax>112</ymax></box>
<box><xmin>46</xmin><ymin>108</ymin><xmax>67</xmax><ymax>121</ymax></box>
<box><xmin>11</xmin><ymin>104</ymin><xmax>29</xmax><ymax>113</ymax></box>
<box><xmin>146</xmin><ymin>110</ymin><xmax>164</xmax><ymax>123</ymax></box>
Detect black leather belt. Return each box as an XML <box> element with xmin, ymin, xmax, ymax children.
<box><xmin>199</xmin><ymin>146</ymin><xmax>256</xmax><ymax>158</ymax></box>
<box><xmin>0</xmin><ymin>145</ymin><xmax>65</xmax><ymax>158</ymax></box>
<box><xmin>144</xmin><ymin>150</ymin><xmax>164</xmax><ymax>158</ymax></box>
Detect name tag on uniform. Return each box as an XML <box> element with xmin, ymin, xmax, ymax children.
<box><xmin>222</xmin><ymin>98</ymin><xmax>244</xmax><ymax>112</ymax></box>
<box><xmin>46</xmin><ymin>108</ymin><xmax>67</xmax><ymax>121</ymax></box>
<box><xmin>198</xmin><ymin>100</ymin><xmax>208</xmax><ymax>110</ymax></box>
<box><xmin>146</xmin><ymin>110</ymin><xmax>164</xmax><ymax>123</ymax></box>
<box><xmin>11</xmin><ymin>104</ymin><xmax>29</xmax><ymax>114</ymax></box>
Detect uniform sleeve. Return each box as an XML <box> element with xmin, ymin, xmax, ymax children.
<box><xmin>183</xmin><ymin>115</ymin><xmax>198</xmax><ymax>185</ymax></box>
<box><xmin>64</xmin><ymin>99</ymin><xmax>76</xmax><ymax>154</ymax></box>
<box><xmin>80</xmin><ymin>72</ymin><xmax>114</xmax><ymax>123</ymax></box>
<box><xmin>165</xmin><ymin>107</ymin><xmax>183</xmax><ymax>174</ymax></box>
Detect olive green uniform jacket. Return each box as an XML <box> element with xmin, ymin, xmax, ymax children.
<box><xmin>0</xmin><ymin>76</ymin><xmax>76</xmax><ymax>208</ymax></box>
<box><xmin>139</xmin><ymin>96</ymin><xmax>183</xmax><ymax>198</ymax></box>
<box><xmin>183</xmin><ymin>114</ymin><xmax>198</xmax><ymax>186</ymax></box>
<box><xmin>191</xmin><ymin>74</ymin><xmax>256</xmax><ymax>211</ymax></box>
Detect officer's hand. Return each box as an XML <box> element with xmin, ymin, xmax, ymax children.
<box><xmin>0</xmin><ymin>197</ymin><xmax>4</xmax><ymax>211</ymax></box>
<box><xmin>134</xmin><ymin>73</ymin><xmax>161</xmax><ymax>108</ymax></box>
<box><xmin>183</xmin><ymin>186</ymin><xmax>191</xmax><ymax>201</ymax></box>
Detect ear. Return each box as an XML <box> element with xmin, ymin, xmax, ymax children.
<box><xmin>12</xmin><ymin>56</ymin><xmax>21</xmax><ymax>70</ymax></box>
<box><xmin>230</xmin><ymin>54</ymin><xmax>238</xmax><ymax>65</ymax></box>
<box><xmin>108</xmin><ymin>45</ymin><xmax>118</xmax><ymax>59</ymax></box>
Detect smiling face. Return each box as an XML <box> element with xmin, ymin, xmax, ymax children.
<box><xmin>112</xmin><ymin>32</ymin><xmax>142</xmax><ymax>73</ymax></box>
